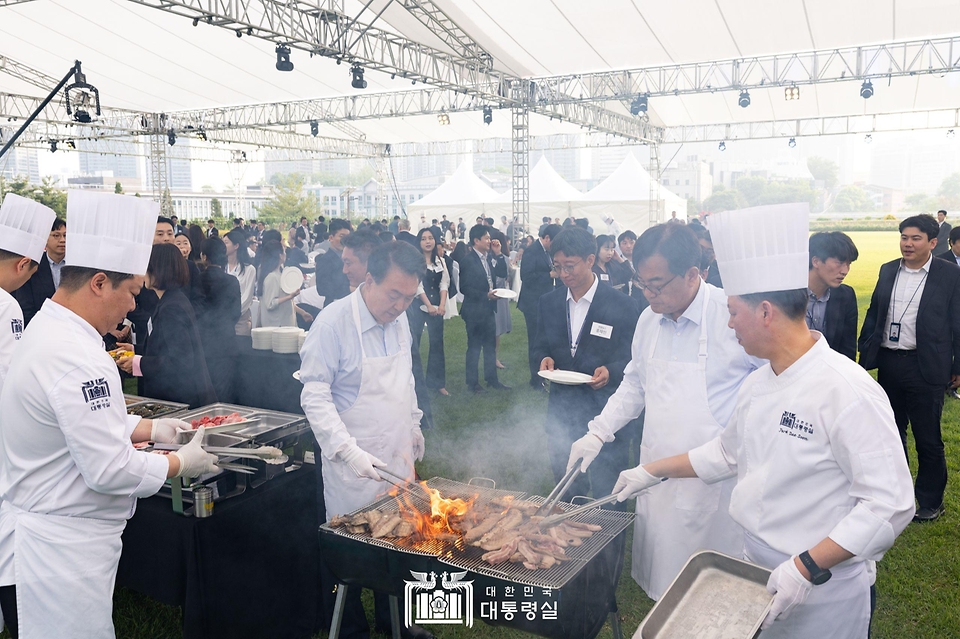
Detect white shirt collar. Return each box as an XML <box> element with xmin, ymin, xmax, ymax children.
<box><xmin>356</xmin><ymin>286</ymin><xmax>397</xmax><ymax>331</ymax></box>
<box><xmin>901</xmin><ymin>253</ymin><xmax>933</xmax><ymax>274</ymax></box>
<box><xmin>473</xmin><ymin>247</ymin><xmax>487</xmax><ymax>260</ymax></box>
<box><xmin>667</xmin><ymin>277</ymin><xmax>706</xmax><ymax>326</ymax></box>
<box><xmin>566</xmin><ymin>274</ymin><xmax>599</xmax><ymax>305</ymax></box>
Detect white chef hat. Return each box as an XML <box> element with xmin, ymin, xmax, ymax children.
<box><xmin>65</xmin><ymin>190</ymin><xmax>159</xmax><ymax>276</ymax></box>
<box><xmin>709</xmin><ymin>203</ymin><xmax>810</xmax><ymax>296</ymax></box>
<box><xmin>0</xmin><ymin>193</ymin><xmax>57</xmax><ymax>263</ymax></box>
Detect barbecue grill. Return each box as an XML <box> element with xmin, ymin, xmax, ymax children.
<box><xmin>319</xmin><ymin>477</ymin><xmax>633</xmax><ymax>639</ymax></box>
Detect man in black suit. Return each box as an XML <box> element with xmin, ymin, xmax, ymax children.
<box><xmin>460</xmin><ymin>224</ymin><xmax>508</xmax><ymax>392</ymax></box>
<box><xmin>935</xmin><ymin>226</ymin><xmax>960</xmax><ymax>267</ymax></box>
<box><xmin>396</xmin><ymin>219</ymin><xmax>418</xmax><ymax>247</ymax></box>
<box><xmin>859</xmin><ymin>214</ymin><xmax>960</xmax><ymax>523</ymax></box>
<box><xmin>206</xmin><ymin>219</ymin><xmax>219</xmax><ymax>237</ymax></box>
<box><xmin>429</xmin><ymin>219</ymin><xmax>443</xmax><ymax>245</ymax></box>
<box><xmin>518</xmin><ymin>224</ymin><xmax>562</xmax><ymax>389</ymax></box>
<box><xmin>807</xmin><ymin>232</ymin><xmax>860</xmax><ymax>360</ymax></box>
<box><xmin>315</xmin><ymin>218</ymin><xmax>352</xmax><ymax>306</ymax></box>
<box><xmin>534</xmin><ymin>228</ymin><xmax>640</xmax><ymax>499</ymax></box>
<box><xmin>15</xmin><ymin>217</ymin><xmax>65</xmax><ymax>326</ymax></box>
<box><xmin>936</xmin><ymin>210</ymin><xmax>951</xmax><ymax>248</ymax></box>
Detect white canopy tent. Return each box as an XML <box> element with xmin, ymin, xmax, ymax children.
<box><xmin>491</xmin><ymin>156</ymin><xmax>584</xmax><ymax>222</ymax></box>
<box><xmin>406</xmin><ymin>161</ymin><xmax>501</xmax><ymax>223</ymax></box>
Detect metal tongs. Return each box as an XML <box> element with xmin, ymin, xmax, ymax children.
<box><xmin>153</xmin><ymin>443</ymin><xmax>285</xmax><ymax>461</ymax></box>
<box><xmin>534</xmin><ymin>461</ymin><xmax>582</xmax><ymax>516</ymax></box>
<box><xmin>538</xmin><ymin>478</ymin><xmax>669</xmax><ymax>529</ymax></box>
<box><xmin>376</xmin><ymin>467</ymin><xmax>430</xmax><ymax>501</ymax></box>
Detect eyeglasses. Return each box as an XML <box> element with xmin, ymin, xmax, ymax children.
<box><xmin>636</xmin><ymin>274</ymin><xmax>678</xmax><ymax>297</ymax></box>
<box><xmin>555</xmin><ymin>260</ymin><xmax>584</xmax><ymax>275</ymax></box>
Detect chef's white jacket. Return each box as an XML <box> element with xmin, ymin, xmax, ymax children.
<box><xmin>0</xmin><ymin>300</ymin><xmax>169</xmax><ymax>520</ymax></box>
<box><xmin>0</xmin><ymin>288</ymin><xmax>24</xmax><ymax>397</ymax></box>
<box><xmin>688</xmin><ymin>334</ymin><xmax>915</xmax><ymax>563</ymax></box>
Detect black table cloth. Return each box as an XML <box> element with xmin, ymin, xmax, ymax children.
<box><xmin>117</xmin><ymin>466</ymin><xmax>322</xmax><ymax>639</ymax></box>
<box><xmin>233</xmin><ymin>336</ymin><xmax>304</xmax><ymax>415</ymax></box>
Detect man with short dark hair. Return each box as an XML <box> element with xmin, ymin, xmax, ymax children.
<box><xmin>518</xmin><ymin>223</ymin><xmax>561</xmax><ymax>389</ymax></box>
<box><xmin>206</xmin><ymin>219</ymin><xmax>219</xmax><ymax>237</ymax></box>
<box><xmin>170</xmin><ymin>215</ymin><xmax>185</xmax><ymax>235</ymax></box>
<box><xmin>388</xmin><ymin>215</ymin><xmax>400</xmax><ymax>236</ymax></box>
<box><xmin>935</xmin><ymin>225</ymin><xmax>960</xmax><ymax>266</ymax></box>
<box><xmin>936</xmin><ymin>210</ymin><xmax>951</xmax><ymax>248</ymax></box>
<box><xmin>300</xmin><ymin>240</ymin><xmax>431</xmax><ymax>639</ymax></box>
<box><xmin>457</xmin><ymin>217</ymin><xmax>466</xmax><ymax>240</ymax></box>
<box><xmin>807</xmin><ymin>232</ymin><xmax>860</xmax><ymax>360</ymax></box>
<box><xmin>314</xmin><ymin>219</ymin><xmax>352</xmax><ymax>306</ymax></box>
<box><xmin>16</xmin><ymin>217</ymin><xmax>66</xmax><ymax>326</ymax></box>
<box><xmin>296</xmin><ymin>216</ymin><xmax>311</xmax><ymax>247</ymax></box>
<box><xmin>460</xmin><ymin>224</ymin><xmax>507</xmax><ymax>392</ymax></box>
<box><xmin>534</xmin><ymin>228</ymin><xmax>639</xmax><ymax>501</ymax></box>
<box><xmin>567</xmin><ymin>222</ymin><xmax>757</xmax><ymax>600</ymax></box>
<box><xmin>429</xmin><ymin>219</ymin><xmax>442</xmax><ymax>246</ymax></box>
<box><xmin>859</xmin><ymin>214</ymin><xmax>960</xmax><ymax>523</ymax></box>
<box><xmin>313</xmin><ymin>216</ymin><xmax>328</xmax><ymax>242</ymax></box>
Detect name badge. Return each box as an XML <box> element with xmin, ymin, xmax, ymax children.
<box><xmin>590</xmin><ymin>322</ymin><xmax>613</xmax><ymax>339</ymax></box>
<box><xmin>599</xmin><ymin>273</ymin><xmax>609</xmax><ymax>281</ymax></box>
<box><xmin>889</xmin><ymin>322</ymin><xmax>900</xmax><ymax>342</ymax></box>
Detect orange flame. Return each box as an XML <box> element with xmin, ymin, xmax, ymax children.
<box><xmin>394</xmin><ymin>482</ymin><xmax>476</xmax><ymax>551</ymax></box>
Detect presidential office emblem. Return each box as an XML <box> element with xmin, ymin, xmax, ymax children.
<box><xmin>778</xmin><ymin>410</ymin><xmax>815</xmax><ymax>440</ymax></box>
<box><xmin>81</xmin><ymin>378</ymin><xmax>111</xmax><ymax>412</ymax></box>
<box><xmin>404</xmin><ymin>570</ymin><xmax>473</xmax><ymax>628</ymax></box>
<box><xmin>10</xmin><ymin>318</ymin><xmax>23</xmax><ymax>341</ymax></box>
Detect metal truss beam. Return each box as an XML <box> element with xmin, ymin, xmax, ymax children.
<box><xmin>398</xmin><ymin>0</ymin><xmax>492</xmax><ymax>68</ymax></box>
<box><xmin>534</xmin><ymin>36</ymin><xmax>960</xmax><ymax>103</ymax></box>
<box><xmin>0</xmin><ymin>54</ymin><xmax>59</xmax><ymax>90</ymax></box>
<box><xmin>661</xmin><ymin>109</ymin><xmax>960</xmax><ymax>143</ymax></box>
<box><xmin>0</xmin><ymin>92</ymin><xmax>148</xmax><ymax>135</ymax></box>
<box><xmin>0</xmin><ymin>0</ymin><xmax>35</xmax><ymax>6</ymax></box>
<box><xmin>204</xmin><ymin>126</ymin><xmax>384</xmax><ymax>156</ymax></box>
<box><xmin>511</xmin><ymin>106</ymin><xmax>529</xmax><ymax>241</ymax></box>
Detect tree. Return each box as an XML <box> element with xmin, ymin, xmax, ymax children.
<box><xmin>114</xmin><ymin>181</ymin><xmax>124</xmax><ymax>194</ymax></box>
<box><xmin>254</xmin><ymin>174</ymin><xmax>320</xmax><ymax>226</ymax></box>
<box><xmin>686</xmin><ymin>197</ymin><xmax>699</xmax><ymax>216</ymax></box>
<box><xmin>807</xmin><ymin>157</ymin><xmax>839</xmax><ymax>189</ymax></box>
<box><xmin>833</xmin><ymin>185</ymin><xmax>875</xmax><ymax>212</ymax></box>
<box><xmin>211</xmin><ymin>198</ymin><xmax>223</xmax><ymax>219</ymax></box>
<box><xmin>702</xmin><ymin>188</ymin><xmax>746</xmax><ymax>213</ymax></box>
<box><xmin>0</xmin><ymin>175</ymin><xmax>67</xmax><ymax>215</ymax></box>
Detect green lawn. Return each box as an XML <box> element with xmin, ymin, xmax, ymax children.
<box><xmin>80</xmin><ymin>231</ymin><xmax>960</xmax><ymax>637</ymax></box>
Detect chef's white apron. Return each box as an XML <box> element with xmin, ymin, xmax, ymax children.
<box><xmin>632</xmin><ymin>284</ymin><xmax>743</xmax><ymax>600</ymax></box>
<box><xmin>1</xmin><ymin>502</ymin><xmax>126</xmax><ymax>639</ymax></box>
<box><xmin>322</xmin><ymin>293</ymin><xmax>417</xmax><ymax>518</ymax></box>
<box><xmin>746</xmin><ymin>533</ymin><xmax>870</xmax><ymax>639</ymax></box>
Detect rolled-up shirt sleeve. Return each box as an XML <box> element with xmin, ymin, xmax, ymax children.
<box><xmin>826</xmin><ymin>397</ymin><xmax>915</xmax><ymax>560</ymax></box>
<box><xmin>688</xmin><ymin>427</ymin><xmax>738</xmax><ymax>484</ymax></box>
<box><xmin>300</xmin><ymin>321</ymin><xmax>355</xmax><ymax>460</ymax></box>
<box><xmin>51</xmin><ymin>366</ymin><xmax>168</xmax><ymax>498</ymax></box>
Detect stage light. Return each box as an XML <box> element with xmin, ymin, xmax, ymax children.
<box><xmin>864</xmin><ymin>133</ymin><xmax>872</xmax><ymax>143</ymax></box>
<box><xmin>64</xmin><ymin>64</ymin><xmax>100</xmax><ymax>124</ymax></box>
<box><xmin>236</xmin><ymin>29</ymin><xmax>242</xmax><ymax>38</ymax></box>
<box><xmin>192</xmin><ymin>17</ymin><xmax>199</xmax><ymax>26</ymax></box>
<box><xmin>860</xmin><ymin>80</ymin><xmax>873</xmax><ymax>99</ymax></box>
<box><xmin>49</xmin><ymin>140</ymin><xmax>57</xmax><ymax>153</ymax></box>
<box><xmin>275</xmin><ymin>44</ymin><xmax>294</xmax><ymax>72</ymax></box>
<box><xmin>437</xmin><ymin>113</ymin><xmax>450</xmax><ymax>126</ymax></box>
<box><xmin>785</xmin><ymin>86</ymin><xmax>800</xmax><ymax>101</ymax></box>
<box><xmin>197</xmin><ymin>127</ymin><xmax>207</xmax><ymax>141</ymax></box>
<box><xmin>630</xmin><ymin>94</ymin><xmax>648</xmax><ymax>115</ymax></box>
<box><xmin>350</xmin><ymin>65</ymin><xmax>367</xmax><ymax>89</ymax></box>
<box><xmin>718</xmin><ymin>141</ymin><xmax>726</xmax><ymax>151</ymax></box>
<box><xmin>738</xmin><ymin>89</ymin><xmax>750</xmax><ymax>108</ymax></box>
<box><xmin>948</xmin><ymin>129</ymin><xmax>955</xmax><ymax>139</ymax></box>
<box><xmin>310</xmin><ymin>120</ymin><xmax>319</xmax><ymax>136</ymax></box>
<box><xmin>788</xmin><ymin>137</ymin><xmax>796</xmax><ymax>148</ymax></box>
<box><xmin>167</xmin><ymin>129</ymin><xmax>177</xmax><ymax>146</ymax></box>
<box><xmin>66</xmin><ymin>140</ymin><xmax>76</xmax><ymax>149</ymax></box>
<box><xmin>483</xmin><ymin>106</ymin><xmax>493</xmax><ymax>125</ymax></box>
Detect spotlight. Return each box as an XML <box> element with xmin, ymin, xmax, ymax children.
<box><xmin>66</xmin><ymin>140</ymin><xmax>76</xmax><ymax>149</ymax></box>
<box><xmin>784</xmin><ymin>86</ymin><xmax>800</xmax><ymax>101</ymax></box>
<box><xmin>275</xmin><ymin>44</ymin><xmax>294</xmax><ymax>72</ymax></box>
<box><xmin>350</xmin><ymin>64</ymin><xmax>367</xmax><ymax>89</ymax></box>
<box><xmin>788</xmin><ymin>137</ymin><xmax>796</xmax><ymax>148</ymax></box>
<box><xmin>197</xmin><ymin>127</ymin><xmax>207</xmax><ymax>141</ymax></box>
<box><xmin>192</xmin><ymin>17</ymin><xmax>199</xmax><ymax>26</ymax></box>
<box><xmin>247</xmin><ymin>28</ymin><xmax>253</xmax><ymax>36</ymax></box>
<box><xmin>864</xmin><ymin>133</ymin><xmax>872</xmax><ymax>143</ymax></box>
<box><xmin>236</xmin><ymin>29</ymin><xmax>242</xmax><ymax>38</ymax></box>
<box><xmin>437</xmin><ymin>113</ymin><xmax>450</xmax><ymax>126</ymax></box>
<box><xmin>167</xmin><ymin>129</ymin><xmax>177</xmax><ymax>146</ymax></box>
<box><xmin>718</xmin><ymin>141</ymin><xmax>726</xmax><ymax>151</ymax></box>
<box><xmin>738</xmin><ymin>89</ymin><xmax>750</xmax><ymax>108</ymax></box>
<box><xmin>483</xmin><ymin>106</ymin><xmax>493</xmax><ymax>125</ymax></box>
<box><xmin>630</xmin><ymin>94</ymin><xmax>648</xmax><ymax>115</ymax></box>
<box><xmin>860</xmin><ymin>80</ymin><xmax>873</xmax><ymax>99</ymax></box>
<box><xmin>948</xmin><ymin>129</ymin><xmax>955</xmax><ymax>139</ymax></box>
<box><xmin>310</xmin><ymin>120</ymin><xmax>319</xmax><ymax>136</ymax></box>
<box><xmin>49</xmin><ymin>140</ymin><xmax>57</xmax><ymax>153</ymax></box>
<box><xmin>390</xmin><ymin>73</ymin><xmax>396</xmax><ymax>79</ymax></box>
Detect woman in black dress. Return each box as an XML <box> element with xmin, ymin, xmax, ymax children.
<box><xmin>593</xmin><ymin>234</ymin><xmax>631</xmax><ymax>292</ymax></box>
<box><xmin>410</xmin><ymin>228</ymin><xmax>450</xmax><ymax>395</ymax></box>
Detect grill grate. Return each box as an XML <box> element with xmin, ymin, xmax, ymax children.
<box><xmin>320</xmin><ymin>477</ymin><xmax>635</xmax><ymax>589</ymax></box>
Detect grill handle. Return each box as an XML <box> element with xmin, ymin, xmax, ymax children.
<box><xmin>467</xmin><ymin>477</ymin><xmax>496</xmax><ymax>489</ymax></box>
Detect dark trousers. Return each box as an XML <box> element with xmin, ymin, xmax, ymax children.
<box><xmin>464</xmin><ymin>312</ymin><xmax>498</xmax><ymax>387</ymax></box>
<box><xmin>0</xmin><ymin>584</ymin><xmax>17</xmax><ymax>638</ymax></box>
<box><xmin>545</xmin><ymin>420</ymin><xmax>630</xmax><ymax>507</ymax></box>
<box><xmin>409</xmin><ymin>307</ymin><xmax>446</xmax><ymax>389</ymax></box>
<box><xmin>877</xmin><ymin>348</ymin><xmax>947</xmax><ymax>509</ymax></box>
<box><xmin>521</xmin><ymin>307</ymin><xmax>540</xmax><ymax>386</ymax></box>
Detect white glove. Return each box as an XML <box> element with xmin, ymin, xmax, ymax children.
<box><xmin>761</xmin><ymin>557</ymin><xmax>814</xmax><ymax>629</ymax></box>
<box><xmin>151</xmin><ymin>418</ymin><xmax>190</xmax><ymax>444</ymax></box>
<box><xmin>566</xmin><ymin>433</ymin><xmax>604</xmax><ymax>473</ymax></box>
<box><xmin>338</xmin><ymin>443</ymin><xmax>387</xmax><ymax>481</ymax></box>
<box><xmin>173</xmin><ymin>427</ymin><xmax>219</xmax><ymax>478</ymax></box>
<box><xmin>412</xmin><ymin>428</ymin><xmax>425</xmax><ymax>462</ymax></box>
<box><xmin>612</xmin><ymin>465</ymin><xmax>662</xmax><ymax>502</ymax></box>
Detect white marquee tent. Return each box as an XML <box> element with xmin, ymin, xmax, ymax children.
<box><xmin>490</xmin><ymin>156</ymin><xmax>584</xmax><ymax>221</ymax></box>
<box><xmin>407</xmin><ymin>161</ymin><xmax>501</xmax><ymax>222</ymax></box>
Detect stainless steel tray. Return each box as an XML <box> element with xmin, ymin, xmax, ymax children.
<box><xmin>230</xmin><ymin>410</ymin><xmax>305</xmax><ymax>440</ymax></box>
<box><xmin>635</xmin><ymin>551</ymin><xmax>773</xmax><ymax>639</ymax></box>
<box><xmin>172</xmin><ymin>403</ymin><xmax>260</xmax><ymax>434</ymax></box>
<box><xmin>124</xmin><ymin>395</ymin><xmax>189</xmax><ymax>419</ymax></box>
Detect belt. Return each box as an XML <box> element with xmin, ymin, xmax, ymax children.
<box><xmin>880</xmin><ymin>347</ymin><xmax>917</xmax><ymax>357</ymax></box>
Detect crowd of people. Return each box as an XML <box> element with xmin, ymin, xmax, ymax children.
<box><xmin>0</xmin><ymin>187</ymin><xmax>954</xmax><ymax>638</ymax></box>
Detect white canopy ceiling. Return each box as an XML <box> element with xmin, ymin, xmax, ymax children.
<box><xmin>2</xmin><ymin>0</ymin><xmax>960</xmax><ymax>143</ymax></box>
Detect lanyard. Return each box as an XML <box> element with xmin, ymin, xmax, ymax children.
<box><xmin>890</xmin><ymin>265</ymin><xmax>928</xmax><ymax>325</ymax></box>
<box><xmin>566</xmin><ymin>298</ymin><xmax>588</xmax><ymax>356</ymax></box>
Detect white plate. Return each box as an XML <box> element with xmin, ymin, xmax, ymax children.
<box><xmin>493</xmin><ymin>288</ymin><xmax>518</xmax><ymax>300</ymax></box>
<box><xmin>420</xmin><ymin>304</ymin><xmax>430</xmax><ymax>312</ymax></box>
<box><xmin>538</xmin><ymin>369</ymin><xmax>595</xmax><ymax>385</ymax></box>
<box><xmin>280</xmin><ymin>267</ymin><xmax>304</xmax><ymax>294</ymax></box>
<box><xmin>292</xmin><ymin>370</ymin><xmax>301</xmax><ymax>381</ymax></box>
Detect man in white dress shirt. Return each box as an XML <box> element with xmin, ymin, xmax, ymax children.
<box><xmin>567</xmin><ymin>222</ymin><xmax>758</xmax><ymax>600</ymax></box>
<box><xmin>614</xmin><ymin>204</ymin><xmax>914</xmax><ymax>638</ymax></box>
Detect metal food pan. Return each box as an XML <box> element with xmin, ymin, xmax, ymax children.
<box><xmin>173</xmin><ymin>403</ymin><xmax>260</xmax><ymax>433</ymax></box>
<box><xmin>230</xmin><ymin>411</ymin><xmax>305</xmax><ymax>440</ymax></box>
<box><xmin>635</xmin><ymin>551</ymin><xmax>773</xmax><ymax>639</ymax></box>
<box><xmin>124</xmin><ymin>396</ymin><xmax>189</xmax><ymax>419</ymax></box>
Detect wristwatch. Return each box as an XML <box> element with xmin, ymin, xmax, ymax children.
<box><xmin>798</xmin><ymin>551</ymin><xmax>832</xmax><ymax>585</ymax></box>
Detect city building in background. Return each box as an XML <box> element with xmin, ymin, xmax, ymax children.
<box><xmin>0</xmin><ymin>146</ymin><xmax>40</xmax><ymax>183</ymax></box>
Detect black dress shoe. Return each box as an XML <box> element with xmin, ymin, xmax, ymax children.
<box><xmin>469</xmin><ymin>384</ymin><xmax>487</xmax><ymax>394</ymax></box>
<box><xmin>375</xmin><ymin>624</ymin><xmax>436</xmax><ymax>639</ymax></box>
<box><xmin>913</xmin><ymin>504</ymin><xmax>945</xmax><ymax>523</ymax></box>
<box><xmin>488</xmin><ymin>382</ymin><xmax>512</xmax><ymax>390</ymax></box>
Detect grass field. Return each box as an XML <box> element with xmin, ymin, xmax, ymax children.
<box><xmin>59</xmin><ymin>231</ymin><xmax>960</xmax><ymax>638</ymax></box>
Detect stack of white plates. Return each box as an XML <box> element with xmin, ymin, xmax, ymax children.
<box><xmin>251</xmin><ymin>327</ymin><xmax>276</xmax><ymax>350</ymax></box>
<box><xmin>298</xmin><ymin>331</ymin><xmax>307</xmax><ymax>351</ymax></box>
<box><xmin>272</xmin><ymin>327</ymin><xmax>303</xmax><ymax>353</ymax></box>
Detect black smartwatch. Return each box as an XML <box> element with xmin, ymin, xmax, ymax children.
<box><xmin>798</xmin><ymin>551</ymin><xmax>832</xmax><ymax>585</ymax></box>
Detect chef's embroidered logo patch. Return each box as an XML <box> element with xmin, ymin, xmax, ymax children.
<box><xmin>779</xmin><ymin>411</ymin><xmax>815</xmax><ymax>440</ymax></box>
<box><xmin>81</xmin><ymin>378</ymin><xmax>111</xmax><ymax>411</ymax></box>
<box><xmin>10</xmin><ymin>318</ymin><xmax>23</xmax><ymax>340</ymax></box>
